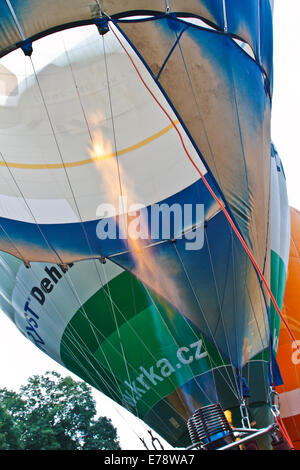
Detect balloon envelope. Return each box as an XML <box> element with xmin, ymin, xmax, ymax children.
<box><xmin>0</xmin><ymin>0</ymin><xmax>291</xmax><ymax>449</ymax></box>
<box><xmin>0</xmin><ymin>1</ymin><xmax>274</xmax><ymax>371</ymax></box>
<box><xmin>0</xmin><ymin>146</ymin><xmax>290</xmax><ymax>448</ymax></box>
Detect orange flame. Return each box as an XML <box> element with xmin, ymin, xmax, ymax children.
<box><xmin>224</xmin><ymin>409</ymin><xmax>232</xmax><ymax>427</ymax></box>
<box><xmin>90</xmin><ymin>129</ymin><xmax>185</xmax><ymax>312</ymax></box>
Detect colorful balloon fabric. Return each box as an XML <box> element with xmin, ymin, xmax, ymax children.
<box><xmin>0</xmin><ymin>0</ymin><xmax>293</xmax><ymax>449</ymax></box>
<box><xmin>276</xmin><ymin>207</ymin><xmax>300</xmax><ymax>450</ymax></box>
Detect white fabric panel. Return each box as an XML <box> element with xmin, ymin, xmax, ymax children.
<box><xmin>0</xmin><ymin>25</ymin><xmax>205</xmax><ymax>224</ymax></box>
<box><xmin>12</xmin><ymin>258</ymin><xmax>123</xmax><ymax>363</ymax></box>
<box><xmin>0</xmin><ymin>194</ymin><xmax>78</xmax><ymax>223</ymax></box>
<box><xmin>279</xmin><ymin>389</ymin><xmax>300</xmax><ymax>418</ymax></box>
<box><xmin>270</xmin><ymin>149</ymin><xmax>290</xmax><ymax>270</ymax></box>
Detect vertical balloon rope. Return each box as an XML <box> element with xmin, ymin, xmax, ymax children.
<box><xmin>172</xmin><ymin>241</ymin><xmax>241</xmax><ymax>401</ymax></box>
<box><xmin>275</xmin><ymin>415</ymin><xmax>295</xmax><ymax>449</ymax></box>
<box><xmin>109</xmin><ymin>22</ymin><xmax>299</xmax><ymax>355</ymax></box>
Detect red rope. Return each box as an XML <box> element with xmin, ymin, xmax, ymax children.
<box><xmin>109</xmin><ymin>19</ymin><xmax>298</xmax><ymax>450</ymax></box>
<box><xmin>109</xmin><ymin>23</ymin><xmax>299</xmax><ymax>354</ymax></box>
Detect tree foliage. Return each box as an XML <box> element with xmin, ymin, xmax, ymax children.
<box><xmin>0</xmin><ymin>403</ymin><xmax>23</xmax><ymax>450</ymax></box>
<box><xmin>0</xmin><ymin>371</ymin><xmax>121</xmax><ymax>450</ymax></box>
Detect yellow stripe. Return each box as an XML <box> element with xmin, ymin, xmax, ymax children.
<box><xmin>0</xmin><ymin>120</ymin><xmax>179</xmax><ymax>170</ymax></box>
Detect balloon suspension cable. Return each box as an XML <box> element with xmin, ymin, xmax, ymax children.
<box><xmin>269</xmin><ymin>387</ymin><xmax>295</xmax><ymax>449</ymax></box>
<box><xmin>148</xmin><ymin>429</ymin><xmax>164</xmax><ymax>450</ymax></box>
<box><xmin>139</xmin><ymin>436</ymin><xmax>149</xmax><ymax>450</ymax></box>
<box><xmin>108</xmin><ymin>22</ymin><xmax>300</xmax><ymax>356</ymax></box>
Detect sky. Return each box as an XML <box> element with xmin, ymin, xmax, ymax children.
<box><xmin>0</xmin><ymin>1</ymin><xmax>299</xmax><ymax>452</ymax></box>
<box><xmin>271</xmin><ymin>0</ymin><xmax>300</xmax><ymax>209</ymax></box>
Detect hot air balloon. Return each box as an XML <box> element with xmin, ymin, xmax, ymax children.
<box><xmin>0</xmin><ymin>0</ymin><xmax>292</xmax><ymax>449</ymax></box>
<box><xmin>276</xmin><ymin>207</ymin><xmax>300</xmax><ymax>450</ymax></box>
<box><xmin>0</xmin><ymin>143</ymin><xmax>290</xmax><ymax>449</ymax></box>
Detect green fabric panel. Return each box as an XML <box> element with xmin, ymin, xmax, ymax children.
<box><xmin>62</xmin><ymin>270</ymin><xmax>151</xmax><ymax>354</ymax></box>
<box><xmin>94</xmin><ymin>304</ymin><xmax>215</xmax><ymax>416</ymax></box>
<box><xmin>270</xmin><ymin>249</ymin><xmax>287</xmax><ymax>353</ymax></box>
<box><xmin>60</xmin><ymin>271</ymin><xmax>228</xmax><ymax>418</ymax></box>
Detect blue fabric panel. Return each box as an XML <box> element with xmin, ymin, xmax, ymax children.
<box><xmin>260</xmin><ymin>0</ymin><xmax>273</xmax><ymax>93</ymax></box>
<box><xmin>269</xmin><ymin>346</ymin><xmax>284</xmax><ymax>387</ymax></box>
<box><xmin>193</xmin><ymin>0</ymin><xmax>225</xmax><ymax>29</ymax></box>
<box><xmin>144</xmin><ymin>370</ymin><xmax>219</xmax><ymax>447</ymax></box>
<box><xmin>224</xmin><ymin>0</ymin><xmax>273</xmax><ymax>88</ymax></box>
<box><xmin>117</xmin><ymin>15</ymin><xmax>270</xmax><ymax>269</ymax></box>
<box><xmin>113</xmin><ymin>209</ymin><xmax>269</xmax><ymax>368</ymax></box>
<box><xmin>0</xmin><ymin>174</ymin><xmax>219</xmax><ymax>263</ymax></box>
<box><xmin>0</xmin><ymin>1</ymin><xmax>23</xmax><ymax>54</ymax></box>
<box><xmin>225</xmin><ymin>0</ymin><xmax>260</xmax><ymax>56</ymax></box>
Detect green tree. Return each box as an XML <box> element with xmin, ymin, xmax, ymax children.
<box><xmin>0</xmin><ymin>403</ymin><xmax>23</xmax><ymax>450</ymax></box>
<box><xmin>0</xmin><ymin>371</ymin><xmax>121</xmax><ymax>450</ymax></box>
